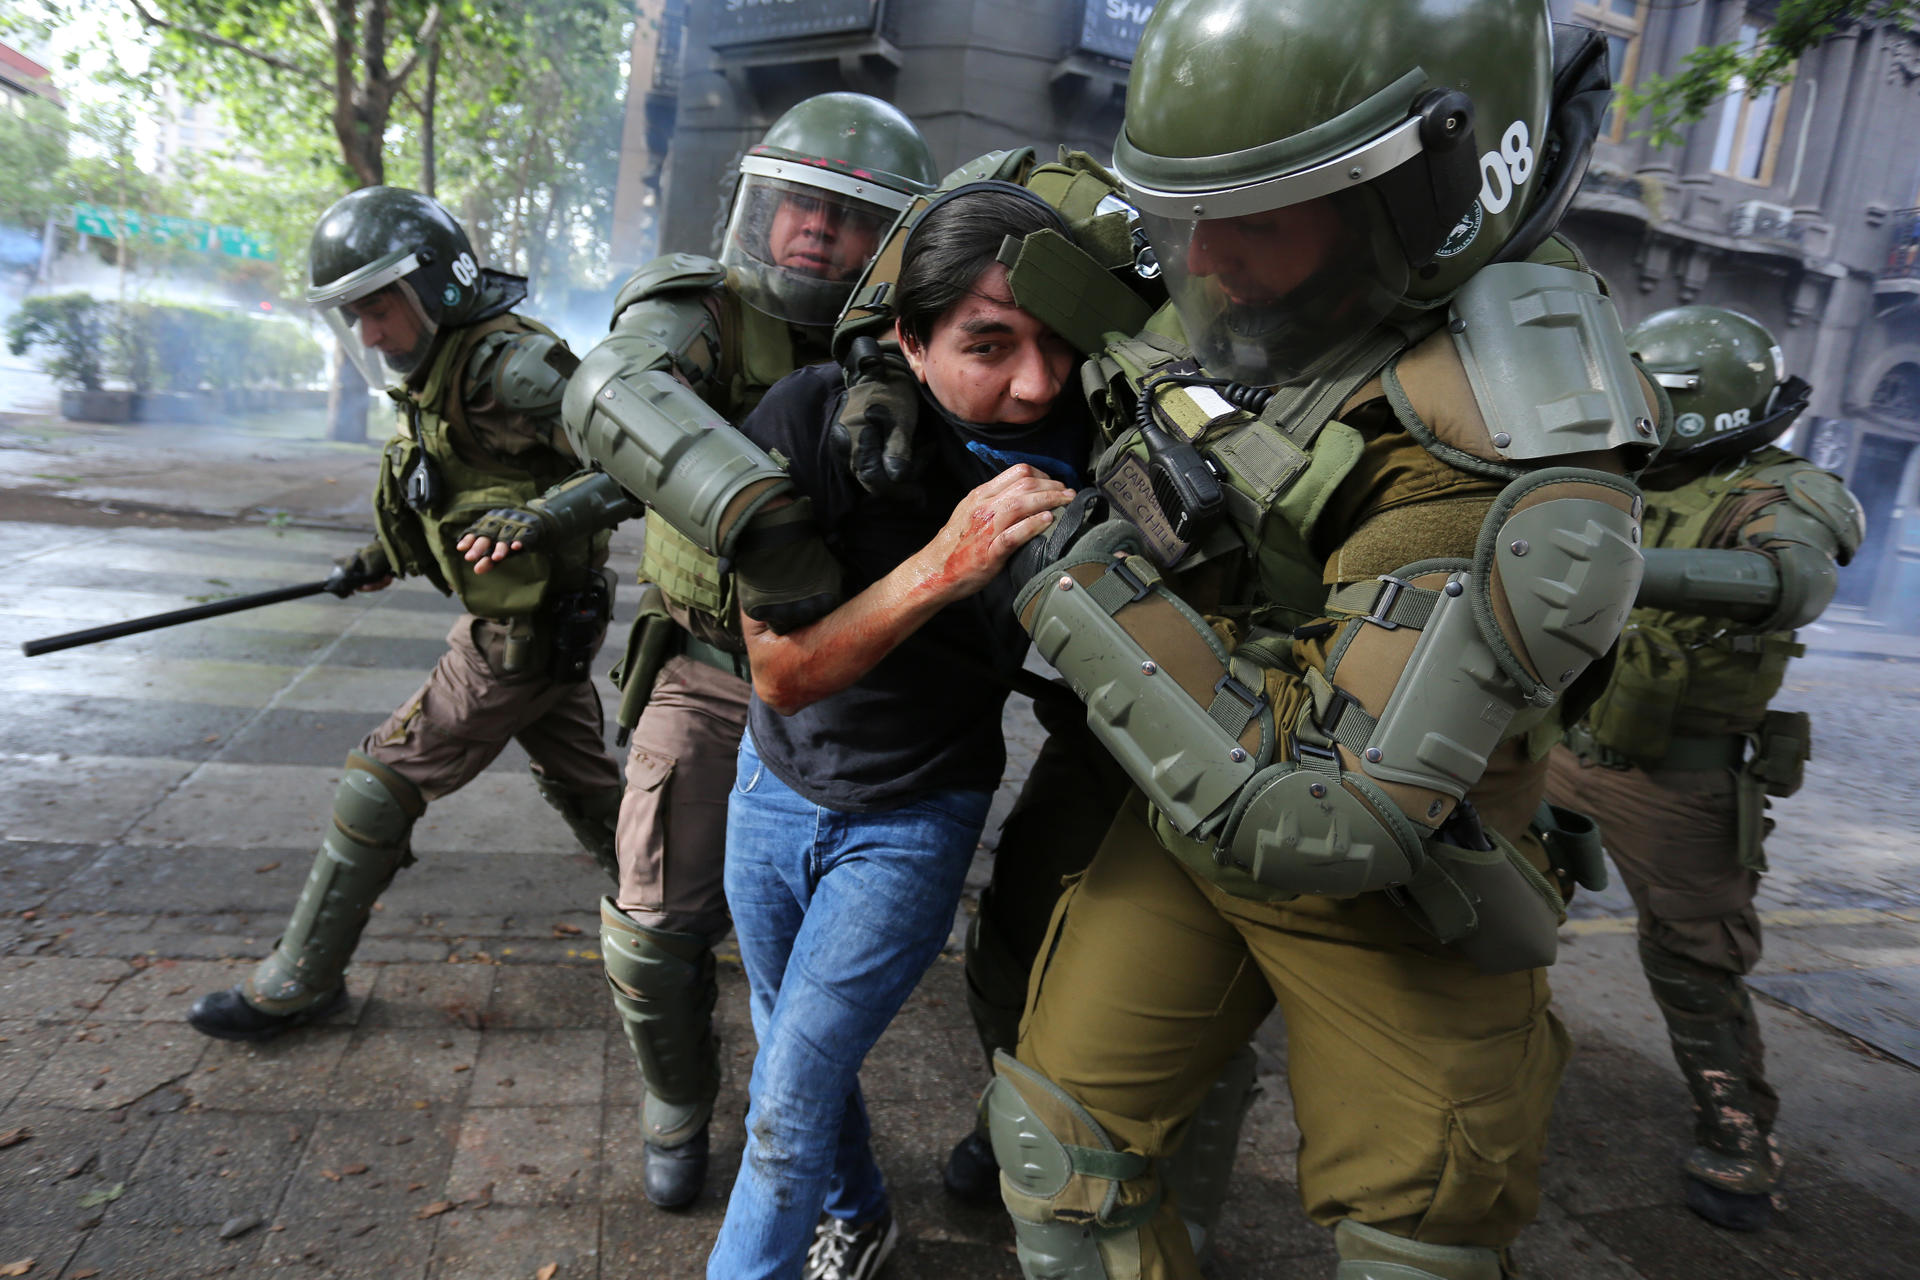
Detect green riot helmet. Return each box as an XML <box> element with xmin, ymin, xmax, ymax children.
<box><xmin>1112</xmin><ymin>0</ymin><xmax>1561</xmax><ymax>387</ymax></box>
<box><xmin>1632</xmin><ymin>305</ymin><xmax>1812</xmax><ymax>468</ymax></box>
<box><xmin>307</xmin><ymin>186</ymin><xmax>525</xmax><ymax>389</ymax></box>
<box><xmin>719</xmin><ymin>92</ymin><xmax>938</xmax><ymax>329</ymax></box>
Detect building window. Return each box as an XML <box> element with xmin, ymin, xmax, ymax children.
<box><xmin>1871</xmin><ymin>362</ymin><xmax>1920</xmax><ymax>425</ymax></box>
<box><xmin>1572</xmin><ymin>0</ymin><xmax>1646</xmax><ymax>141</ymax></box>
<box><xmin>1711</xmin><ymin>22</ymin><xmax>1793</xmax><ymax>184</ymax></box>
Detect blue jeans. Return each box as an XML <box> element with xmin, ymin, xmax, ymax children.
<box><xmin>707</xmin><ymin>732</ymin><xmax>990</xmax><ymax>1280</ymax></box>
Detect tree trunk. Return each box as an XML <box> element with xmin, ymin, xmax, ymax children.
<box><xmin>327</xmin><ymin>346</ymin><xmax>371</xmax><ymax>443</ymax></box>
<box><xmin>420</xmin><ymin>36</ymin><xmax>440</xmax><ymax>196</ymax></box>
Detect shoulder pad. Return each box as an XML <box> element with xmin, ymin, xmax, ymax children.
<box><xmin>467</xmin><ymin>330</ymin><xmax>571</xmax><ymax>415</ymax></box>
<box><xmin>1443</xmin><ymin>262</ymin><xmax>1658</xmax><ymax>468</ymax></box>
<box><xmin>938</xmin><ymin>148</ymin><xmax>1037</xmax><ymax>187</ymax></box>
<box><xmin>1772</xmin><ymin>464</ymin><xmax>1866</xmax><ymax>562</ymax></box>
<box><xmin>611</xmin><ymin>253</ymin><xmax>725</xmax><ymax>321</ymax></box>
<box><xmin>1525</xmin><ymin>234</ymin><xmax>1605</xmax><ymax>292</ymax></box>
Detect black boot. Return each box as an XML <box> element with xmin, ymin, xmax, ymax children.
<box><xmin>644</xmin><ymin>1124</ymin><xmax>709</xmax><ymax>1210</ymax></box>
<box><xmin>942</xmin><ymin>1127</ymin><xmax>1001</xmax><ymax>1208</ymax></box>
<box><xmin>187</xmin><ymin>984</ymin><xmax>348</xmax><ymax>1042</ymax></box>
<box><xmin>1685</xmin><ymin>1175</ymin><xmax>1774</xmax><ymax>1232</ymax></box>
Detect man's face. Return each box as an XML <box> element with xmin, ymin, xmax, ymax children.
<box><xmin>768</xmin><ymin>191</ymin><xmax>885</xmax><ymax>283</ymax></box>
<box><xmin>1184</xmin><ymin>197</ymin><xmax>1344</xmax><ymax>307</ymax></box>
<box><xmin>899</xmin><ymin>263</ymin><xmax>1076</xmax><ymax>427</ymax></box>
<box><xmin>341</xmin><ymin>285</ymin><xmax>427</xmax><ymax>365</ymax></box>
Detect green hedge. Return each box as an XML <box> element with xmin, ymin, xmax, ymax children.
<box><xmin>6</xmin><ymin>292</ymin><xmax>324</xmax><ymax>392</ymax></box>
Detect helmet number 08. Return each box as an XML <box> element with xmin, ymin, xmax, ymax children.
<box><xmin>451</xmin><ymin>252</ymin><xmax>478</xmax><ymax>287</ymax></box>
<box><xmin>1477</xmin><ymin>121</ymin><xmax>1535</xmax><ymax>216</ymax></box>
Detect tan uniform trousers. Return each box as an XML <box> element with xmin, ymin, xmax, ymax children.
<box><xmin>614</xmin><ymin>654</ymin><xmax>751</xmax><ymax>939</ymax></box>
<box><xmin>1543</xmin><ymin>747</ymin><xmax>1761</xmax><ymax>975</ymax></box>
<box><xmin>361</xmin><ymin>614</ymin><xmax>623</xmax><ymax>802</ymax></box>
<box><xmin>1017</xmin><ymin>794</ymin><xmax>1570</xmax><ymax>1275</ymax></box>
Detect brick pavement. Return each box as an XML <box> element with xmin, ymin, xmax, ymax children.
<box><xmin>0</xmin><ymin>416</ymin><xmax>1917</xmax><ymax>1279</ymax></box>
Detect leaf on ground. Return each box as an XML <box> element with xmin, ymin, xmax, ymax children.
<box><xmin>0</xmin><ymin>1128</ymin><xmax>30</xmax><ymax>1150</ymax></box>
<box><xmin>76</xmin><ymin>1184</ymin><xmax>123</xmax><ymax>1208</ymax></box>
<box><xmin>415</xmin><ymin>1201</ymin><xmax>456</xmax><ymax>1220</ymax></box>
<box><xmin>71</xmin><ymin>1270</ymin><xmax>100</xmax><ymax>1279</ymax></box>
<box><xmin>319</xmin><ymin>1169</ymin><xmax>341</xmax><ymax>1182</ymax></box>
<box><xmin>340</xmin><ymin>1163</ymin><xmax>369</xmax><ymax>1176</ymax></box>
<box><xmin>467</xmin><ymin>1181</ymin><xmax>494</xmax><ymax>1208</ymax></box>
<box><xmin>551</xmin><ymin>922</ymin><xmax>582</xmax><ymax>936</ymax></box>
<box><xmin>536</xmin><ymin>1265</ymin><xmax>559</xmax><ymax>1280</ymax></box>
<box><xmin>254</xmin><ymin>862</ymin><xmax>280</xmax><ymax>874</ymax></box>
<box><xmin>0</xmin><ymin>1259</ymin><xmax>34</xmax><ymax>1276</ymax></box>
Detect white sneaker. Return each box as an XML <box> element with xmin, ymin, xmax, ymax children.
<box><xmin>804</xmin><ymin>1210</ymin><xmax>899</xmax><ymax>1280</ymax></box>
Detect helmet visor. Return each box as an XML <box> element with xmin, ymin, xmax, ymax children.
<box><xmin>315</xmin><ymin>279</ymin><xmax>439</xmax><ymax>390</ymax></box>
<box><xmin>1138</xmin><ymin>185</ymin><xmax>1411</xmax><ymax>387</ymax></box>
<box><xmin>720</xmin><ymin>169</ymin><xmax>901</xmax><ymax>327</ymax></box>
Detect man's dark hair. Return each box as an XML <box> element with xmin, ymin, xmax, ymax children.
<box><xmin>894</xmin><ymin>185</ymin><xmax>1062</xmax><ymax>348</ymax></box>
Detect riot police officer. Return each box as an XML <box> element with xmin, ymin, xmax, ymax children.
<box><xmin>971</xmin><ymin>2</ymin><xmax>1667</xmax><ymax>1276</ymax></box>
<box><xmin>1547</xmin><ymin>305</ymin><xmax>1864</xmax><ymax>1231</ymax></box>
<box><xmin>456</xmin><ymin>93</ymin><xmax>938</xmax><ymax>1209</ymax></box>
<box><xmin>187</xmin><ymin>187</ymin><xmax>626</xmax><ymax>1041</ymax></box>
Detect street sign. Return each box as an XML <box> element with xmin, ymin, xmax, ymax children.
<box><xmin>1076</xmin><ymin>0</ymin><xmax>1160</xmax><ymax>63</ymax></box>
<box><xmin>70</xmin><ymin>202</ymin><xmax>274</xmax><ymax>260</ymax></box>
<box><xmin>710</xmin><ymin>0</ymin><xmax>878</xmax><ymax>48</ymax></box>
<box><xmin>214</xmin><ymin>225</ymin><xmax>276</xmax><ymax>261</ymax></box>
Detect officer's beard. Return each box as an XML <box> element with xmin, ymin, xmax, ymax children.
<box><xmin>386</xmin><ymin>332</ymin><xmax>435</xmax><ymax>375</ymax></box>
<box><xmin>1208</xmin><ymin>262</ymin><xmax>1403</xmax><ymax>388</ymax></box>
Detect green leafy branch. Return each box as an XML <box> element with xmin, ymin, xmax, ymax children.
<box><xmin>1621</xmin><ymin>0</ymin><xmax>1913</xmax><ymax>147</ymax></box>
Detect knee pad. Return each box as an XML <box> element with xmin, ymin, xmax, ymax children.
<box><xmin>1334</xmin><ymin>1221</ymin><xmax>1502</xmax><ymax>1280</ymax></box>
<box><xmin>600</xmin><ymin>899</ymin><xmax>719</xmax><ymax>1145</ymax></box>
<box><xmin>335</xmin><ymin>751</ymin><xmax>425</xmax><ymax>851</ymax></box>
<box><xmin>986</xmin><ymin>1051</ymin><xmax>1157</xmax><ymax>1280</ymax></box>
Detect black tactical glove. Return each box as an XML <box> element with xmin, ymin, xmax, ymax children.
<box><xmin>830</xmin><ymin>338</ymin><xmax>926</xmax><ymax>499</ymax></box>
<box><xmin>732</xmin><ymin>497</ymin><xmax>844</xmax><ymax>634</ymax></box>
<box><xmin>1009</xmin><ymin>488</ymin><xmax>1111</xmax><ymax>587</ymax></box>
<box><xmin>461</xmin><ymin>504</ymin><xmax>552</xmax><ymax>552</ymax></box>
<box><xmin>324</xmin><ymin>540</ymin><xmax>391</xmax><ymax>597</ymax></box>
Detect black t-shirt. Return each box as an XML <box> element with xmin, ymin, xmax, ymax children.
<box><xmin>739</xmin><ymin>361</ymin><xmax>1073</xmax><ymax>812</ymax></box>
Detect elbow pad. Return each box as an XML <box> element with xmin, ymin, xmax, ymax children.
<box><xmin>561</xmin><ymin>343</ymin><xmax>790</xmax><ymax>560</ymax></box>
<box><xmin>1017</xmin><ymin>470</ymin><xmax>1642</xmax><ymax>971</ymax></box>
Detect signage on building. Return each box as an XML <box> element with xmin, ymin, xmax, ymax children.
<box><xmin>710</xmin><ymin>0</ymin><xmax>879</xmax><ymax>48</ymax></box>
<box><xmin>71</xmin><ymin>202</ymin><xmax>275</xmax><ymax>260</ymax></box>
<box><xmin>1077</xmin><ymin>0</ymin><xmax>1160</xmax><ymax>63</ymax></box>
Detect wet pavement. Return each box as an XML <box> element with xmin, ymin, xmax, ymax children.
<box><xmin>0</xmin><ymin>407</ymin><xmax>1917</xmax><ymax>1279</ymax></box>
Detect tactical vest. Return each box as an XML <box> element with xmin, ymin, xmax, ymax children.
<box><xmin>374</xmin><ymin>313</ymin><xmax>606</xmax><ymax>619</ymax></box>
<box><xmin>1081</xmin><ymin>269</ymin><xmax>1656</xmax><ymax>906</ymax></box>
<box><xmin>1585</xmin><ymin>446</ymin><xmax>1807</xmax><ymax>762</ymax></box>
<box><xmin>634</xmin><ymin>279</ymin><xmax>828</xmax><ymax>644</ymax></box>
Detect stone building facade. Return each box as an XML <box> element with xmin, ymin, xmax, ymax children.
<box><xmin>1554</xmin><ymin>1</ymin><xmax>1920</xmax><ymax>626</ymax></box>
<box><xmin>623</xmin><ymin>0</ymin><xmax>1920</xmax><ymax>624</ymax></box>
<box><xmin>642</xmin><ymin>0</ymin><xmax>1139</xmax><ymax>270</ymax></box>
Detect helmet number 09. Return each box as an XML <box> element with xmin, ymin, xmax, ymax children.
<box><xmin>1477</xmin><ymin>121</ymin><xmax>1535</xmax><ymax>216</ymax></box>
<box><xmin>451</xmin><ymin>252</ymin><xmax>479</xmax><ymax>287</ymax></box>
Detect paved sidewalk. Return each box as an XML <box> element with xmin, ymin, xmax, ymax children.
<box><xmin>1</xmin><ymin>410</ymin><xmax>1917</xmax><ymax>1279</ymax></box>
